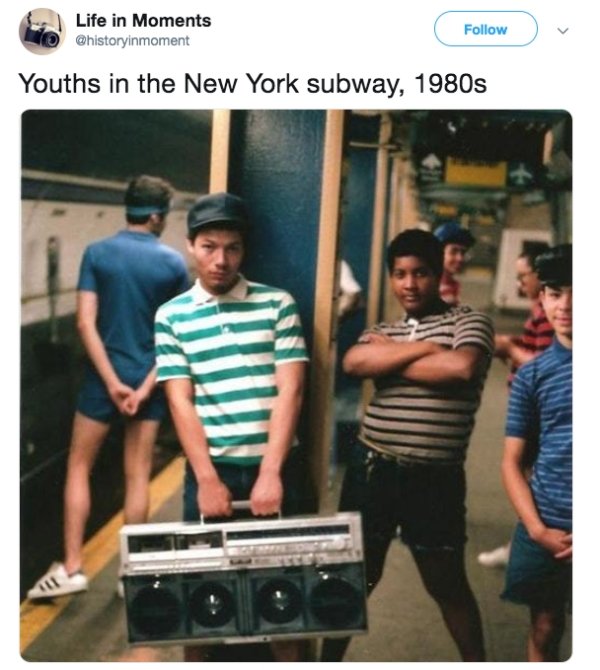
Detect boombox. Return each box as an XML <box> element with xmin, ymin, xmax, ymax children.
<box><xmin>119</xmin><ymin>511</ymin><xmax>367</xmax><ymax>645</ymax></box>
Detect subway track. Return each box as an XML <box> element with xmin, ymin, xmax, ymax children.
<box><xmin>20</xmin><ymin>427</ymin><xmax>181</xmax><ymax>603</ymax></box>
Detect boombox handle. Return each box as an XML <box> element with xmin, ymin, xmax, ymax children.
<box><xmin>200</xmin><ymin>500</ymin><xmax>282</xmax><ymax>524</ymax></box>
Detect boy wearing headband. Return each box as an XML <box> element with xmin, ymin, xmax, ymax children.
<box><xmin>28</xmin><ymin>175</ymin><xmax>189</xmax><ymax>600</ymax></box>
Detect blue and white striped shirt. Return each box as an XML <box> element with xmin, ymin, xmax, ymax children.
<box><xmin>505</xmin><ymin>339</ymin><xmax>572</xmax><ymax>530</ymax></box>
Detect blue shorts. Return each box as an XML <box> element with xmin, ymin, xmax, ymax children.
<box><xmin>183</xmin><ymin>449</ymin><xmax>305</xmax><ymax>522</ymax></box>
<box><xmin>502</xmin><ymin>521</ymin><xmax>572</xmax><ymax>607</ymax></box>
<box><xmin>76</xmin><ymin>368</ymin><xmax>166</xmax><ymax>423</ymax></box>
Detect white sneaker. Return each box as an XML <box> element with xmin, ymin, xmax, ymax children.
<box><xmin>116</xmin><ymin>578</ymin><xmax>125</xmax><ymax>599</ymax></box>
<box><xmin>27</xmin><ymin>562</ymin><xmax>89</xmax><ymax>600</ymax></box>
<box><xmin>477</xmin><ymin>544</ymin><xmax>510</xmax><ymax>568</ymax></box>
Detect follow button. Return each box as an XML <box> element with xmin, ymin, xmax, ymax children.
<box><xmin>435</xmin><ymin>11</ymin><xmax>538</xmax><ymax>46</ymax></box>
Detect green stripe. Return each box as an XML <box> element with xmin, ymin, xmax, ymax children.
<box><xmin>195</xmin><ymin>386</ymin><xmax>277</xmax><ymax>406</ymax></box>
<box><xmin>212</xmin><ymin>455</ymin><xmax>262</xmax><ymax>466</ymax></box>
<box><xmin>186</xmin><ymin>341</ymin><xmax>273</xmax><ymax>364</ymax></box>
<box><xmin>208</xmin><ymin>432</ymin><xmax>269</xmax><ymax>447</ymax></box>
<box><xmin>169</xmin><ymin>305</ymin><xmax>219</xmax><ymax>322</ymax></box>
<box><xmin>175</xmin><ymin>318</ymin><xmax>279</xmax><ymax>342</ymax></box>
<box><xmin>279</xmin><ymin>303</ymin><xmax>299</xmax><ymax>319</ymax></box>
<box><xmin>176</xmin><ymin>324</ymin><xmax>223</xmax><ymax>342</ymax></box>
<box><xmin>234</xmin><ymin>319</ymin><xmax>276</xmax><ymax>333</ymax></box>
<box><xmin>249</xmin><ymin>284</ymin><xmax>277</xmax><ymax>295</ymax></box>
<box><xmin>156</xmin><ymin>343</ymin><xmax>184</xmax><ymax>356</ymax></box>
<box><xmin>155</xmin><ymin>321</ymin><xmax>176</xmax><ymax>335</ymax></box>
<box><xmin>276</xmin><ymin>325</ymin><xmax>304</xmax><ymax>339</ymax></box>
<box><xmin>168</xmin><ymin>293</ymin><xmax>194</xmax><ymax>306</ymax></box>
<box><xmin>201</xmin><ymin>409</ymin><xmax>270</xmax><ymax>426</ymax></box>
<box><xmin>194</xmin><ymin>363</ymin><xmax>274</xmax><ymax>384</ymax></box>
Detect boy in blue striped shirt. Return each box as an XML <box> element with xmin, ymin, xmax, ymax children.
<box><xmin>501</xmin><ymin>244</ymin><xmax>572</xmax><ymax>661</ymax></box>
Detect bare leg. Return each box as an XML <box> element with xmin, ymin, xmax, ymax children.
<box><xmin>63</xmin><ymin>412</ymin><xmax>111</xmax><ymax>574</ymax></box>
<box><xmin>184</xmin><ymin>646</ymin><xmax>208</xmax><ymax>662</ymax></box>
<box><xmin>411</xmin><ymin>548</ymin><xmax>486</xmax><ymax>662</ymax></box>
<box><xmin>270</xmin><ymin>640</ymin><xmax>308</xmax><ymax>662</ymax></box>
<box><xmin>123</xmin><ymin>419</ymin><xmax>159</xmax><ymax>524</ymax></box>
<box><xmin>114</xmin><ymin>646</ymin><xmax>163</xmax><ymax>662</ymax></box>
<box><xmin>528</xmin><ymin>604</ymin><xmax>566</xmax><ymax>661</ymax></box>
<box><xmin>119</xmin><ymin>422</ymin><xmax>163</xmax><ymax>670</ymax></box>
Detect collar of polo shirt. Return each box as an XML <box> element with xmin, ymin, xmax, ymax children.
<box><xmin>192</xmin><ymin>274</ymin><xmax>249</xmax><ymax>304</ymax></box>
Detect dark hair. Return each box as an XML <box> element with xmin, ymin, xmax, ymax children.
<box><xmin>386</xmin><ymin>229</ymin><xmax>444</xmax><ymax>277</ymax></box>
<box><xmin>519</xmin><ymin>241</ymin><xmax>550</xmax><ymax>270</ymax></box>
<box><xmin>535</xmin><ymin>243</ymin><xmax>572</xmax><ymax>288</ymax></box>
<box><xmin>433</xmin><ymin>221</ymin><xmax>475</xmax><ymax>249</ymax></box>
<box><xmin>124</xmin><ymin>175</ymin><xmax>173</xmax><ymax>224</ymax></box>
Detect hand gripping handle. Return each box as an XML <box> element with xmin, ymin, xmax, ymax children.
<box><xmin>200</xmin><ymin>500</ymin><xmax>282</xmax><ymax>524</ymax></box>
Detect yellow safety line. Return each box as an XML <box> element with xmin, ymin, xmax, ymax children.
<box><xmin>19</xmin><ymin>456</ymin><xmax>185</xmax><ymax>653</ymax></box>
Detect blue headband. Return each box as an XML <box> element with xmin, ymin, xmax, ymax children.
<box><xmin>126</xmin><ymin>205</ymin><xmax>169</xmax><ymax>217</ymax></box>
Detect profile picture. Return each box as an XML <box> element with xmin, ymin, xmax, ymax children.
<box><xmin>19</xmin><ymin>8</ymin><xmax>65</xmax><ymax>54</ymax></box>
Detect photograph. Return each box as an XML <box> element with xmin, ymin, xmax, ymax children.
<box><xmin>20</xmin><ymin>108</ymin><xmax>572</xmax><ymax>662</ymax></box>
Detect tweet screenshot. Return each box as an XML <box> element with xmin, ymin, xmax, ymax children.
<box><xmin>9</xmin><ymin>0</ymin><xmax>593</xmax><ymax>664</ymax></box>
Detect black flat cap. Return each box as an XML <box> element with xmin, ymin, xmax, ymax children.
<box><xmin>187</xmin><ymin>192</ymin><xmax>248</xmax><ymax>234</ymax></box>
<box><xmin>535</xmin><ymin>243</ymin><xmax>572</xmax><ymax>287</ymax></box>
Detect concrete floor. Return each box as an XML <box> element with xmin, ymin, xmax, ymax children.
<box><xmin>20</xmin><ymin>353</ymin><xmax>572</xmax><ymax>663</ymax></box>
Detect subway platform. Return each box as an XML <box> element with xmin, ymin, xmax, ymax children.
<box><xmin>20</xmin><ymin>356</ymin><xmax>572</xmax><ymax>663</ymax></box>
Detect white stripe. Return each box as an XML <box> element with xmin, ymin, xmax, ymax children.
<box><xmin>193</xmin><ymin>375</ymin><xmax>276</xmax><ymax>397</ymax></box>
<box><xmin>209</xmin><ymin>444</ymin><xmax>266</xmax><ymax>459</ymax></box>
<box><xmin>201</xmin><ymin>397</ymin><xmax>275</xmax><ymax>417</ymax></box>
<box><xmin>205</xmin><ymin>419</ymin><xmax>270</xmax><ymax>438</ymax></box>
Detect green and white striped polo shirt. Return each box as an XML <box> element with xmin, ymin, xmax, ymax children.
<box><xmin>155</xmin><ymin>276</ymin><xmax>308</xmax><ymax>465</ymax></box>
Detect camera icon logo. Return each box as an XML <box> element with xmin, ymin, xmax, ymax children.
<box><xmin>20</xmin><ymin>8</ymin><xmax>65</xmax><ymax>53</ymax></box>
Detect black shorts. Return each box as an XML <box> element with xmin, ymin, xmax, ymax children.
<box><xmin>363</xmin><ymin>452</ymin><xmax>467</xmax><ymax>551</ymax></box>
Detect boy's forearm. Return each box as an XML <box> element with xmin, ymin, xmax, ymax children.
<box><xmin>260</xmin><ymin>362</ymin><xmax>305</xmax><ymax>474</ymax></box>
<box><xmin>343</xmin><ymin>340</ymin><xmax>440</xmax><ymax>378</ymax></box>
<box><xmin>402</xmin><ymin>346</ymin><xmax>487</xmax><ymax>385</ymax></box>
<box><xmin>502</xmin><ymin>437</ymin><xmax>546</xmax><ymax>539</ymax></box>
<box><xmin>164</xmin><ymin>380</ymin><xmax>219</xmax><ymax>483</ymax></box>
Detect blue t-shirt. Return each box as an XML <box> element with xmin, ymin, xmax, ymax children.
<box><xmin>77</xmin><ymin>230</ymin><xmax>189</xmax><ymax>377</ymax></box>
<box><xmin>505</xmin><ymin>339</ymin><xmax>572</xmax><ymax>530</ymax></box>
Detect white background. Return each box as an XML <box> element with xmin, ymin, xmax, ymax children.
<box><xmin>4</xmin><ymin>0</ymin><xmax>597</xmax><ymax>666</ymax></box>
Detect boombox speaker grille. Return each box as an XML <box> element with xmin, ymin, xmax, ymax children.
<box><xmin>124</xmin><ymin>562</ymin><xmax>366</xmax><ymax>644</ymax></box>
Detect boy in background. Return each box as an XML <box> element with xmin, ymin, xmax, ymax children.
<box><xmin>433</xmin><ymin>221</ymin><xmax>475</xmax><ymax>306</ymax></box>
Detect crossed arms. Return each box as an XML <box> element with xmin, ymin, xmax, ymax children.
<box><xmin>343</xmin><ymin>331</ymin><xmax>488</xmax><ymax>385</ymax></box>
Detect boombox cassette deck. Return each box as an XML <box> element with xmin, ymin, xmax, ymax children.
<box><xmin>120</xmin><ymin>511</ymin><xmax>367</xmax><ymax>645</ymax></box>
